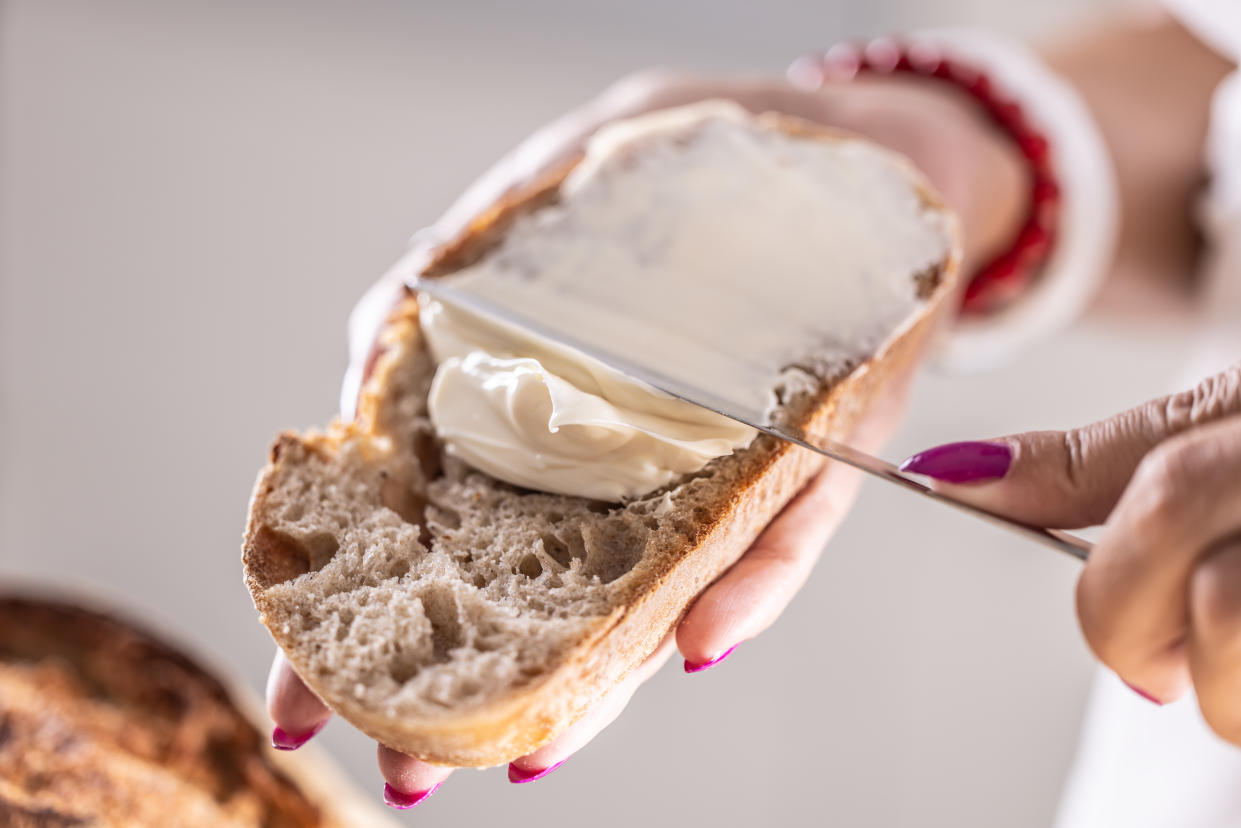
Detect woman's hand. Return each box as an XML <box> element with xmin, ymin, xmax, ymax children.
<box><xmin>266</xmin><ymin>69</ymin><xmax>1023</xmax><ymax>808</ymax></box>
<box><xmin>268</xmin><ymin>402</ymin><xmax>895</xmax><ymax>805</ymax></box>
<box><xmin>900</xmin><ymin>364</ymin><xmax>1241</xmax><ymax>736</ymax></box>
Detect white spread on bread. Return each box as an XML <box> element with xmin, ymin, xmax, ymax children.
<box><xmin>420</xmin><ymin>101</ymin><xmax>952</xmax><ymax>501</ymax></box>
<box><xmin>421</xmin><ymin>295</ymin><xmax>754</xmax><ymax>501</ymax></box>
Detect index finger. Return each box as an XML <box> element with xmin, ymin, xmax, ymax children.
<box><xmin>901</xmin><ymin>364</ymin><xmax>1241</xmax><ymax>528</ymax></box>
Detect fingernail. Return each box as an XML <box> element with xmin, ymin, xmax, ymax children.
<box><xmin>899</xmin><ymin>441</ymin><xmax>1012</xmax><ymax>484</ymax></box>
<box><xmin>786</xmin><ymin>55</ymin><xmax>826</xmax><ymax>89</ymax></box>
<box><xmin>508</xmin><ymin>759</ymin><xmax>566</xmax><ymax>784</ymax></box>
<box><xmin>383</xmin><ymin>781</ymin><xmax>442</xmax><ymax>809</ymax></box>
<box><xmin>271</xmin><ymin>722</ymin><xmax>324</xmax><ymax>751</ymax></box>
<box><xmin>1124</xmin><ymin>681</ymin><xmax>1164</xmax><ymax>706</ymax></box>
<box><xmin>684</xmin><ymin>644</ymin><xmax>737</xmax><ymax>674</ymax></box>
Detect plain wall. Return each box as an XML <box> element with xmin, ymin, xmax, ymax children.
<box><xmin>4</xmin><ymin>1</ymin><xmax>1191</xmax><ymax>826</ymax></box>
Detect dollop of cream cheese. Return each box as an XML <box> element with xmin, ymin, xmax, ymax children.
<box><xmin>420</xmin><ymin>294</ymin><xmax>756</xmax><ymax>501</ymax></box>
<box><xmin>419</xmin><ymin>101</ymin><xmax>953</xmax><ymax>502</ymax></box>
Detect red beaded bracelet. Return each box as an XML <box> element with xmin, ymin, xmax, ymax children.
<box><xmin>792</xmin><ymin>38</ymin><xmax>1061</xmax><ymax>315</ymax></box>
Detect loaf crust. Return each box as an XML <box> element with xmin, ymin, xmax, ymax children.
<box><xmin>0</xmin><ymin>595</ymin><xmax>359</xmax><ymax>827</ymax></box>
<box><xmin>243</xmin><ymin>112</ymin><xmax>960</xmax><ymax>767</ymax></box>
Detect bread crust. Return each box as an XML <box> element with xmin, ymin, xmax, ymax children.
<box><xmin>0</xmin><ymin>595</ymin><xmax>358</xmax><ymax>827</ymax></box>
<box><xmin>243</xmin><ymin>112</ymin><xmax>960</xmax><ymax>767</ymax></box>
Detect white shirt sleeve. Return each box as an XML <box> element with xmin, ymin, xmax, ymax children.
<box><xmin>911</xmin><ymin>29</ymin><xmax>1121</xmax><ymax>373</ymax></box>
<box><xmin>1166</xmin><ymin>0</ymin><xmax>1241</xmax><ymax>226</ymax></box>
<box><xmin>1163</xmin><ymin>0</ymin><xmax>1241</xmax><ymax>376</ymax></box>
<box><xmin>1165</xmin><ymin>0</ymin><xmax>1241</xmax><ymax>61</ymax></box>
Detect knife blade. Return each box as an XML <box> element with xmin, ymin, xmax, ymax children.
<box><xmin>414</xmin><ymin>277</ymin><xmax>1091</xmax><ymax>562</ymax></box>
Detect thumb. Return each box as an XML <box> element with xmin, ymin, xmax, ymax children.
<box><xmin>899</xmin><ymin>365</ymin><xmax>1241</xmax><ymax>528</ymax></box>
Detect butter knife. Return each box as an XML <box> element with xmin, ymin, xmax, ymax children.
<box><xmin>414</xmin><ymin>278</ymin><xmax>1092</xmax><ymax>562</ymax></box>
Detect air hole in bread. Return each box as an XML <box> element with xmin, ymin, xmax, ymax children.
<box><xmin>388</xmin><ymin>652</ymin><xmax>418</xmax><ymax>685</ymax></box>
<box><xmin>413</xmin><ymin>429</ymin><xmax>443</xmax><ymax>483</ymax></box>
<box><xmin>541</xmin><ymin>528</ymin><xmax>590</xmax><ymax>572</ymax></box>
<box><xmin>581</xmin><ymin>524</ymin><xmax>645</xmax><ymax>584</ymax></box>
<box><xmin>429</xmin><ymin>505</ymin><xmax>461</xmax><ymax>530</ymax></box>
<box><xmin>380</xmin><ymin>473</ymin><xmax>425</xmax><ymax>526</ymax></box>
<box><xmin>303</xmin><ymin>532</ymin><xmax>341</xmax><ymax>570</ymax></box>
<box><xmin>538</xmin><ymin>533</ymin><xmax>572</xmax><ymax>569</ymax></box>
<box><xmin>517</xmin><ymin>554</ymin><xmax>543</xmax><ymax>579</ymax></box>
<box><xmin>245</xmin><ymin>526</ymin><xmax>311</xmax><ymax>588</ymax></box>
<box><xmin>384</xmin><ymin>558</ymin><xmax>411</xmax><ymax>580</ymax></box>
<box><xmin>419</xmin><ymin>588</ymin><xmax>463</xmax><ymax>662</ymax></box>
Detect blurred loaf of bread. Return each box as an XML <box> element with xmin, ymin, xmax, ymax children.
<box><xmin>0</xmin><ymin>594</ymin><xmax>389</xmax><ymax>828</ymax></box>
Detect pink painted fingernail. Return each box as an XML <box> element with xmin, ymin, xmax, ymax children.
<box><xmin>271</xmin><ymin>721</ymin><xmax>324</xmax><ymax>751</ymax></box>
<box><xmin>899</xmin><ymin>441</ymin><xmax>1012</xmax><ymax>484</ymax></box>
<box><xmin>684</xmin><ymin>644</ymin><xmax>737</xmax><ymax>674</ymax></box>
<box><xmin>508</xmin><ymin>759</ymin><xmax>566</xmax><ymax>784</ymax></box>
<box><xmin>1124</xmin><ymin>681</ymin><xmax>1164</xmax><ymax>706</ymax></box>
<box><xmin>383</xmin><ymin>781</ymin><xmax>442</xmax><ymax>809</ymax></box>
<box><xmin>786</xmin><ymin>54</ymin><xmax>827</xmax><ymax>89</ymax></box>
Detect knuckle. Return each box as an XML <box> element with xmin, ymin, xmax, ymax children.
<box><xmin>1161</xmin><ymin>366</ymin><xmax>1241</xmax><ymax>433</ymax></box>
<box><xmin>1058</xmin><ymin>427</ymin><xmax>1089</xmax><ymax>495</ymax></box>
<box><xmin>1158</xmin><ymin>387</ymin><xmax>1196</xmax><ymax>433</ymax></box>
<box><xmin>1032</xmin><ymin>426</ymin><xmax>1125</xmax><ymax>526</ymax></box>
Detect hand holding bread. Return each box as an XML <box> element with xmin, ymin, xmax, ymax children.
<box><xmin>246</xmin><ymin>69</ymin><xmax>1017</xmax><ymax>807</ymax></box>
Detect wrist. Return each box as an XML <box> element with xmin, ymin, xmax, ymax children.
<box><xmin>829</xmin><ymin>77</ymin><xmax>1027</xmax><ymax>272</ymax></box>
<box><xmin>894</xmin><ymin>28</ymin><xmax>1118</xmax><ymax>371</ymax></box>
<box><xmin>887</xmin><ymin>79</ymin><xmax>1030</xmax><ymax>280</ymax></box>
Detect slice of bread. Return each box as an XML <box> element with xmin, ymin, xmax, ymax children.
<box><xmin>0</xmin><ymin>594</ymin><xmax>390</xmax><ymax>828</ymax></box>
<box><xmin>243</xmin><ymin>110</ymin><xmax>960</xmax><ymax>768</ymax></box>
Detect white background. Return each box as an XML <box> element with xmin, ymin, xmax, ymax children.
<box><xmin>3</xmin><ymin>1</ymin><xmax>1201</xmax><ymax>826</ymax></box>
